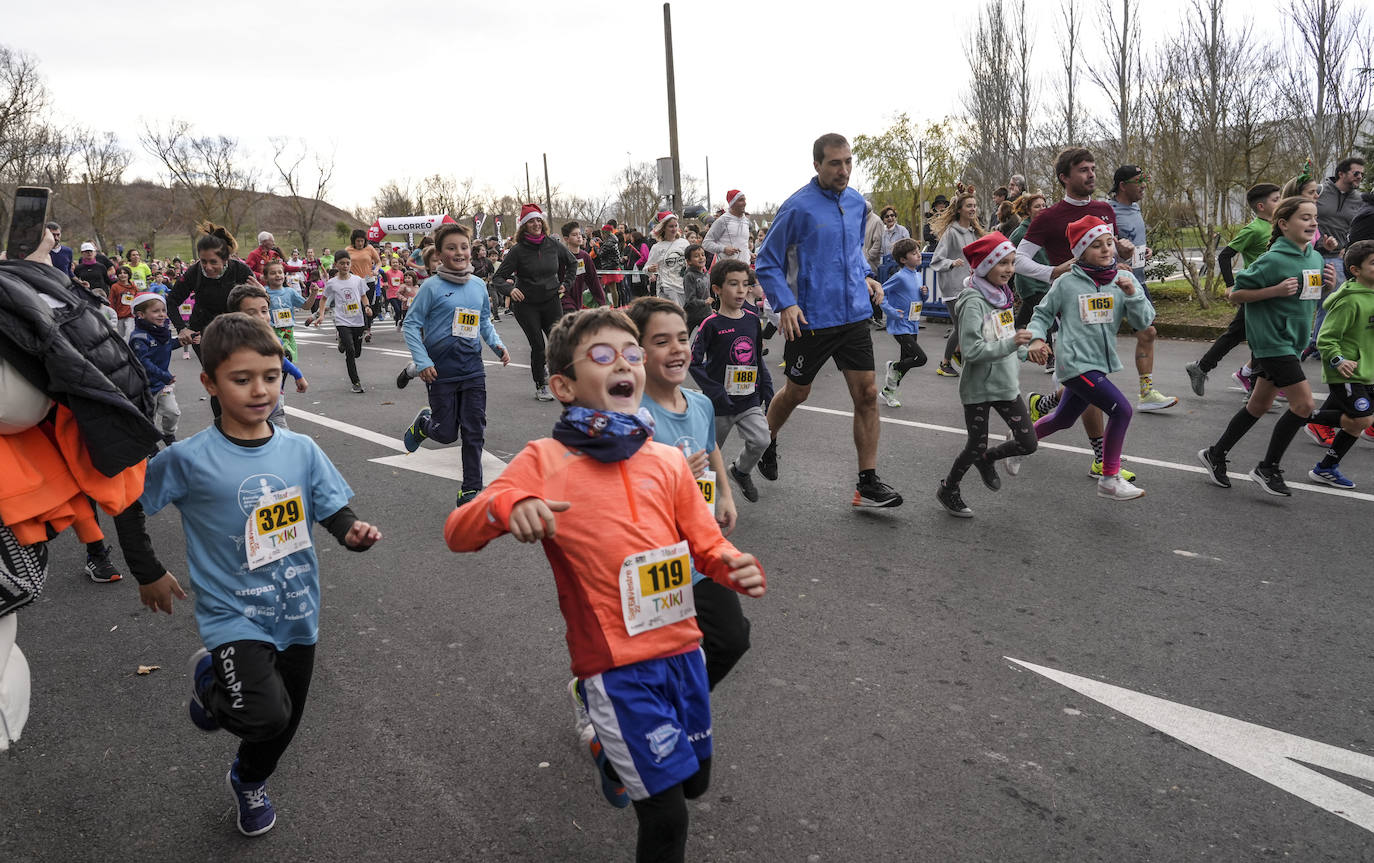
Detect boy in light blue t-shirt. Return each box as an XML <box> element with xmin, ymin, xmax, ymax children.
<box><xmin>127</xmin><ymin>312</ymin><xmax>381</xmax><ymax>839</ymax></box>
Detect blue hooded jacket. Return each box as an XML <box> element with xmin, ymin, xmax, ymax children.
<box><xmin>756</xmin><ymin>177</ymin><xmax>874</xmax><ymax>331</ymax></box>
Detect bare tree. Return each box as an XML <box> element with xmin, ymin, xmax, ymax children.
<box><xmin>1088</xmin><ymin>0</ymin><xmax>1143</xmax><ymax>165</ymax></box>
<box><xmin>0</xmin><ymin>45</ymin><xmax>51</xmax><ymax>182</ymax></box>
<box><xmin>614</xmin><ymin>162</ymin><xmax>660</xmax><ymax>230</ymax></box>
<box><xmin>1010</xmin><ymin>0</ymin><xmax>1036</xmax><ymax>178</ymax></box>
<box><xmin>961</xmin><ymin>0</ymin><xmax>1015</xmax><ymax>199</ymax></box>
<box><xmin>67</xmin><ymin>130</ymin><xmax>131</xmax><ymax>251</ymax></box>
<box><xmin>140</xmin><ymin>119</ymin><xmax>266</xmax><ymax>239</ymax></box>
<box><xmin>1055</xmin><ymin>0</ymin><xmax>1082</xmax><ymax>148</ymax></box>
<box><xmin>366</xmin><ymin>181</ymin><xmax>415</xmax><ymax>220</ymax></box>
<box><xmin>271</xmin><ymin>138</ymin><xmax>336</xmax><ymax>251</ymax></box>
<box><xmin>415</xmin><ymin>174</ymin><xmax>480</xmax><ymax>219</ymax></box>
<box><xmin>1277</xmin><ymin>0</ymin><xmax>1374</xmax><ymax>176</ymax></box>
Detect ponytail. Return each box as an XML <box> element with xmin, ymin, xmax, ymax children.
<box><xmin>1267</xmin><ymin>196</ymin><xmax>1310</xmax><ymax>250</ymax></box>
<box><xmin>194</xmin><ymin>221</ymin><xmax>237</xmax><ymax>259</ymax></box>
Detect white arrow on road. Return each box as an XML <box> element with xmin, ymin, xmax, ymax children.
<box><xmin>1008</xmin><ymin>657</ymin><xmax>1374</xmax><ymax>833</ymax></box>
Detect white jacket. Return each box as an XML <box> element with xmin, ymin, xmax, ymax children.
<box><xmin>703</xmin><ymin>213</ymin><xmax>752</xmax><ymax>263</ymax></box>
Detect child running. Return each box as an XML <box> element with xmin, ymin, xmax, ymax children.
<box><xmin>400</xmin><ymin>223</ymin><xmax>510</xmax><ymax>507</ymax></box>
<box><xmin>444</xmin><ymin>306</ymin><xmax>764</xmax><ymax>863</ymax></box>
<box><xmin>128</xmin><ymin>292</ymin><xmax>181</xmax><ymax>447</ymax></box>
<box><xmin>227</xmin><ymin>284</ymin><xmax>309</xmax><ymax>428</ymax></box>
<box><xmin>1197</xmin><ymin>196</ymin><xmax>1340</xmax><ymax>495</ymax></box>
<box><xmin>936</xmin><ymin>233</ymin><xmax>1038</xmax><ymax>516</ymax></box>
<box><xmin>1026</xmin><ymin>215</ymin><xmax>1155</xmax><ymax>501</ymax></box>
<box><xmin>126</xmin><ymin>312</ymin><xmax>380</xmax><ymax>838</ymax></box>
<box><xmin>308</xmin><ymin>250</ymin><xmax>371</xmax><ymax>393</ymax></box>
<box><xmin>262</xmin><ymin>259</ymin><xmax>313</xmax><ymax>363</ymax></box>
<box><xmin>560</xmin><ymin>221</ymin><xmax>606</xmax><ymax>314</ymax></box>
<box><xmin>877</xmin><ymin>237</ymin><xmax>929</xmax><ymax>407</ymax></box>
<box><xmin>691</xmin><ymin>259</ymin><xmax>775</xmax><ymax>503</ymax></box>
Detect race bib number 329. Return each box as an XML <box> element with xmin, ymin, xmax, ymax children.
<box><xmin>245</xmin><ymin>486</ymin><xmax>312</xmax><ymax>570</ymax></box>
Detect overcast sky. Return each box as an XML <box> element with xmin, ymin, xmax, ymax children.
<box><xmin>10</xmin><ymin>0</ymin><xmax>1293</xmax><ymax>215</ymax></box>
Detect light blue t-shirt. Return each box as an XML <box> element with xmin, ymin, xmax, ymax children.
<box><xmin>641</xmin><ymin>388</ymin><xmax>717</xmax><ymax>585</ymax></box>
<box><xmin>1109</xmin><ymin>198</ymin><xmax>1148</xmax><ymax>284</ymax></box>
<box><xmin>140</xmin><ymin>425</ymin><xmax>354</xmax><ymax>650</ymax></box>
<box><xmin>265</xmin><ymin>285</ymin><xmax>308</xmax><ymax>328</ymax></box>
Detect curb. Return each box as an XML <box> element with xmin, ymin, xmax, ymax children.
<box><xmin>1153</xmin><ymin>322</ymin><xmax>1226</xmax><ymax>340</ymax></box>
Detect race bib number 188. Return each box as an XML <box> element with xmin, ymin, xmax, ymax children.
<box><xmin>725</xmin><ymin>365</ymin><xmax>756</xmax><ymax>396</ymax></box>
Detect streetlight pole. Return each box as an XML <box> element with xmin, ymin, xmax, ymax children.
<box><xmin>543</xmin><ymin>153</ymin><xmax>553</xmax><ymax>225</ymax></box>
<box><xmin>705</xmin><ymin>156</ymin><xmax>711</xmax><ymax>213</ymax></box>
<box><xmin>662</xmin><ymin>3</ymin><xmax>682</xmax><ymax>213</ymax></box>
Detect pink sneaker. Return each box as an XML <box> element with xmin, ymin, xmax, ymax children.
<box><xmin>1232</xmin><ymin>368</ymin><xmax>1254</xmax><ymax>394</ymax></box>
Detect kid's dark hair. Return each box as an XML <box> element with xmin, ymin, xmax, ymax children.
<box><xmin>433</xmin><ymin>222</ymin><xmax>470</xmax><ymax>250</ymax></box>
<box><xmin>546</xmin><ymin>307</ymin><xmax>639</xmax><ymax>380</ymax></box>
<box><xmin>226</xmin><ymin>283</ymin><xmax>269</xmax><ymax>312</ymax></box>
<box><xmin>993</xmin><ymin>186</ymin><xmax>1009</xmax><ymax>198</ymax></box>
<box><xmin>1343</xmin><ymin>240</ymin><xmax>1374</xmax><ymax>277</ymax></box>
<box><xmin>560</xmin><ymin>220</ymin><xmax>581</xmax><ymax>238</ymax></box>
<box><xmin>685</xmin><ymin>243</ymin><xmax>704</xmax><ymax>263</ymax></box>
<box><xmin>116</xmin><ymin>266</ymin><xmax>132</xmax><ymax>280</ymax></box>
<box><xmin>1268</xmin><ymin>196</ymin><xmax>1316</xmax><ymax>249</ymax></box>
<box><xmin>199</xmin><ymin>312</ymin><xmax>284</xmax><ymax>379</ymax></box>
<box><xmin>194</xmin><ymin>221</ymin><xmax>237</xmax><ymax>260</ymax></box>
<box><xmin>709</xmin><ymin>257</ymin><xmax>750</xmax><ymax>287</ymax></box>
<box><xmin>892</xmin><ymin>237</ymin><xmax>921</xmax><ymax>262</ymax></box>
<box><xmin>350</xmin><ymin>229</ymin><xmax>367</xmax><ymax>245</ymax></box>
<box><xmin>626</xmin><ymin>296</ymin><xmax>686</xmax><ymax>339</ymax></box>
<box><xmin>1245</xmin><ymin>182</ymin><xmax>1282</xmax><ymax>208</ymax></box>
<box><xmin>1054</xmin><ymin>147</ymin><xmax>1095</xmax><ymax>188</ymax></box>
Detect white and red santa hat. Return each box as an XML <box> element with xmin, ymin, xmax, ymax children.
<box><xmin>1066</xmin><ymin>215</ymin><xmax>1114</xmax><ymax>259</ymax></box>
<box><xmin>517</xmin><ymin>203</ymin><xmax>545</xmax><ymax>227</ymax></box>
<box><xmin>130</xmin><ymin>292</ymin><xmax>166</xmax><ymax>311</ymax></box>
<box><xmin>725</xmin><ymin>189</ymin><xmax>743</xmax><ymax>207</ymax></box>
<box><xmin>962</xmin><ymin>232</ymin><xmax>1016</xmax><ymax>277</ymax></box>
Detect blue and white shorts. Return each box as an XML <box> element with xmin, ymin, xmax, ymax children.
<box><xmin>578</xmin><ymin>648</ymin><xmax>712</xmax><ymax>800</ymax></box>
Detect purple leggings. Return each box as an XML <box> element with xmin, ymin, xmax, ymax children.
<box><xmin>1034</xmin><ymin>370</ymin><xmax>1133</xmax><ymax>475</ymax></box>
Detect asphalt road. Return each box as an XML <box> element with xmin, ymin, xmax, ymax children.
<box><xmin>4</xmin><ymin>311</ymin><xmax>1373</xmax><ymax>862</ymax></box>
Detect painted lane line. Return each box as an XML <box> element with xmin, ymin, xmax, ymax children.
<box><xmin>293</xmin><ymin>330</ymin><xmax>531</xmax><ymax>369</ymax></box>
<box><xmin>283</xmin><ymin>405</ymin><xmax>406</xmax><ymax>451</ymax></box>
<box><xmin>1008</xmin><ymin>657</ymin><xmax>1374</xmax><ymax>834</ymax></box>
<box><xmin>1172</xmin><ymin>549</ymin><xmax>1223</xmax><ymax>562</ymax></box>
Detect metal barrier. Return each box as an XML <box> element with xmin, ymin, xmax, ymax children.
<box><xmin>916</xmin><ymin>252</ymin><xmax>952</xmax><ymax>322</ymax></box>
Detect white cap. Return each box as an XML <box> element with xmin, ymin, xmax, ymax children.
<box><xmin>80</xmin><ymin>242</ymin><xmax>96</xmax><ymax>252</ymax></box>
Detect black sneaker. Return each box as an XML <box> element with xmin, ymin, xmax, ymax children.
<box><xmin>973</xmin><ymin>455</ymin><xmax>1001</xmax><ymax>491</ymax></box>
<box><xmin>757</xmin><ymin>440</ymin><xmax>779</xmax><ymax>481</ymax></box>
<box><xmin>936</xmin><ymin>480</ymin><xmax>972</xmax><ymax>517</ymax></box>
<box><xmin>1250</xmin><ymin>463</ymin><xmax>1291</xmax><ymax>497</ymax></box>
<box><xmin>729</xmin><ymin>462</ymin><xmax>758</xmax><ymax>502</ymax></box>
<box><xmin>455</xmin><ymin>489</ymin><xmax>480</xmax><ymax>507</ymax></box>
<box><xmin>85</xmin><ymin>548</ymin><xmax>122</xmax><ymax>583</ymax></box>
<box><xmin>351</xmin><ymin>382</ymin><xmax>365</xmax><ymax>394</ymax></box>
<box><xmin>1196</xmin><ymin>447</ymin><xmax>1230</xmax><ymax>488</ymax></box>
<box><xmin>854</xmin><ymin>474</ymin><xmax>903</xmax><ymax>508</ymax></box>
<box><xmin>396</xmin><ymin>362</ymin><xmax>416</xmax><ymax>390</ymax></box>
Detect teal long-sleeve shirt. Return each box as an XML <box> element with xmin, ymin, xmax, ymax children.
<box><xmin>402</xmin><ymin>275</ymin><xmax>504</xmax><ymax>383</ymax></box>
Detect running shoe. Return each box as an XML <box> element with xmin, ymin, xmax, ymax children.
<box><xmin>1137</xmin><ymin>388</ymin><xmax>1179</xmax><ymax>411</ymax></box>
<box><xmin>729</xmin><ymin>462</ymin><xmax>759</xmax><ymax>503</ymax></box>
<box><xmin>1232</xmin><ymin>368</ymin><xmax>1254</xmax><ymax>394</ymax></box>
<box><xmin>952</xmin><ymin>347</ymin><xmax>963</xmax><ymax>368</ymax></box>
<box><xmin>854</xmin><ymin>474</ymin><xmax>903</xmax><ymax>508</ymax></box>
<box><xmin>1309</xmin><ymin>464</ymin><xmax>1355</xmax><ymax>489</ymax></box>
<box><xmin>1028</xmin><ymin>392</ymin><xmax>1048</xmax><ymax>422</ymax></box>
<box><xmin>187</xmin><ymin>647</ymin><xmax>219</xmax><ymax>732</ymax></box>
<box><xmin>1304</xmin><ymin>423</ymin><xmax>1336</xmax><ymax>447</ymax></box>
<box><xmin>350</xmin><ymin>382</ymin><xmax>365</xmax><ymax>394</ymax></box>
<box><xmin>936</xmin><ymin>361</ymin><xmax>959</xmax><ymax>377</ymax></box>
<box><xmin>567</xmin><ymin>678</ymin><xmax>592</xmax><ymax>737</ymax></box>
<box><xmin>583</xmin><ymin>725</ymin><xmax>630</xmax><ymax>808</ymax></box>
<box><xmin>883</xmin><ymin>360</ymin><xmax>902</xmax><ymax>392</ymax></box>
<box><xmin>1043</xmin><ymin>355</ymin><xmax>1056</xmax><ymax>375</ymax></box>
<box><xmin>757</xmin><ymin>440</ymin><xmax>779</xmax><ymax>481</ymax></box>
<box><xmin>1275</xmin><ymin>390</ymin><xmax>1288</xmax><ymax>403</ymax></box>
<box><xmin>364</xmin><ymin>332</ymin><xmax>372</xmax><ymax>343</ymax></box>
<box><xmin>1004</xmin><ymin>456</ymin><xmax>1024</xmax><ymax>477</ymax></box>
<box><xmin>1088</xmin><ymin>460</ymin><xmax>1135</xmax><ymax>482</ymax></box>
<box><xmin>1249</xmin><ymin>463</ymin><xmax>1291</xmax><ymax>497</ymax></box>
<box><xmin>534</xmin><ymin>385</ymin><xmax>555</xmax><ymax>402</ymax></box>
<box><xmin>972</xmin><ymin>455</ymin><xmax>1002</xmax><ymax>491</ymax></box>
<box><xmin>404</xmin><ymin>408</ymin><xmax>431</xmax><ymax>453</ymax></box>
<box><xmin>337</xmin><ymin>337</ymin><xmax>346</xmax><ymax>354</ymax></box>
<box><xmin>396</xmin><ymin>362</ymin><xmax>417</xmax><ymax>390</ymax></box>
<box><xmin>455</xmin><ymin>489</ymin><xmax>480</xmax><ymax>507</ymax></box>
<box><xmin>1184</xmin><ymin>361</ymin><xmax>1208</xmax><ymax>397</ymax></box>
<box><xmin>1097</xmin><ymin>473</ymin><xmax>1145</xmax><ymax>500</ymax></box>
<box><xmin>878</xmin><ymin>387</ymin><xmax>902</xmax><ymax>407</ymax></box>
<box><xmin>226</xmin><ymin>760</ymin><xmax>277</xmax><ymax>836</ymax></box>
<box><xmin>936</xmin><ymin>480</ymin><xmax>972</xmax><ymax>518</ymax></box>
<box><xmin>1196</xmin><ymin>447</ymin><xmax>1231</xmax><ymax>488</ymax></box>
<box><xmin>1363</xmin><ymin>426</ymin><xmax>1374</xmax><ymax>446</ymax></box>
<box><xmin>84</xmin><ymin>547</ymin><xmax>122</xmax><ymax>583</ymax></box>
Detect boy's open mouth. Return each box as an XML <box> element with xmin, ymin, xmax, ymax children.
<box><xmin>608</xmin><ymin>380</ymin><xmax>635</xmax><ymax>398</ymax></box>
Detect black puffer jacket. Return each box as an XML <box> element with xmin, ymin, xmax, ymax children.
<box><xmin>0</xmin><ymin>260</ymin><xmax>160</xmax><ymax>476</ymax></box>
<box><xmin>490</xmin><ymin>234</ymin><xmax>578</xmax><ymax>305</ymax></box>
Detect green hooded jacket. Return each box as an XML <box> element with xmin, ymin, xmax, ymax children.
<box><xmin>1316</xmin><ymin>278</ymin><xmax>1374</xmax><ymax>385</ymax></box>
<box><xmin>1233</xmin><ymin>236</ymin><xmax>1325</xmax><ymax>358</ymax></box>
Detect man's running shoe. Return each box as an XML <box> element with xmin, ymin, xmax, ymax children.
<box><xmin>1137</xmin><ymin>388</ymin><xmax>1179</xmax><ymax>411</ymax></box>
<box><xmin>854</xmin><ymin>474</ymin><xmax>903</xmax><ymax>508</ymax></box>
<box><xmin>1097</xmin><ymin>473</ymin><xmax>1145</xmax><ymax>500</ymax></box>
<box><xmin>1304</xmin><ymin>423</ymin><xmax>1336</xmax><ymax>447</ymax></box>
<box><xmin>187</xmin><ymin>648</ymin><xmax>219</xmax><ymax>732</ymax></box>
<box><xmin>1196</xmin><ymin>447</ymin><xmax>1231</xmax><ymax>488</ymax></box>
<box><xmin>936</xmin><ymin>361</ymin><xmax>959</xmax><ymax>377</ymax></box>
<box><xmin>936</xmin><ymin>480</ymin><xmax>972</xmax><ymax>518</ymax></box>
<box><xmin>729</xmin><ymin>462</ymin><xmax>759</xmax><ymax>502</ymax></box>
<box><xmin>1309</xmin><ymin>464</ymin><xmax>1355</xmax><ymax>489</ymax></box>
<box><xmin>582</xmin><ymin>726</ymin><xmax>630</xmax><ymax>808</ymax></box>
<box><xmin>1249</xmin><ymin>463</ymin><xmax>1291</xmax><ymax>497</ymax></box>
<box><xmin>1028</xmin><ymin>392</ymin><xmax>1048</xmax><ymax>422</ymax></box>
<box><xmin>972</xmin><ymin>455</ymin><xmax>1001</xmax><ymax>491</ymax></box>
<box><xmin>396</xmin><ymin>362</ymin><xmax>417</xmax><ymax>390</ymax></box>
<box><xmin>226</xmin><ymin>760</ymin><xmax>277</xmax><ymax>836</ymax></box>
<box><xmin>1004</xmin><ymin>456</ymin><xmax>1024</xmax><ymax>477</ymax></box>
<box><xmin>1363</xmin><ymin>426</ymin><xmax>1374</xmax><ymax>446</ymax></box>
<box><xmin>1088</xmin><ymin>460</ymin><xmax>1135</xmax><ymax>482</ymax></box>
<box><xmin>1185</xmin><ymin>361</ymin><xmax>1208</xmax><ymax>396</ymax></box>
<box><xmin>404</xmin><ymin>408</ymin><xmax>431</xmax><ymax>453</ymax></box>
<box><xmin>534</xmin><ymin>385</ymin><xmax>555</xmax><ymax>402</ymax></box>
<box><xmin>1233</xmin><ymin>368</ymin><xmax>1254</xmax><ymax>394</ymax></box>
<box><xmin>567</xmin><ymin>678</ymin><xmax>592</xmax><ymax>737</ymax></box>
<box><xmin>878</xmin><ymin>387</ymin><xmax>902</xmax><ymax>407</ymax></box>
<box><xmin>883</xmin><ymin>360</ymin><xmax>902</xmax><ymax>392</ymax></box>
<box><xmin>757</xmin><ymin>440</ymin><xmax>778</xmax><ymax>481</ymax></box>
<box><xmin>350</xmin><ymin>382</ymin><xmax>365</xmax><ymax>394</ymax></box>
<box><xmin>455</xmin><ymin>489</ymin><xmax>480</xmax><ymax>507</ymax></box>
<box><xmin>84</xmin><ymin>547</ymin><xmax>122</xmax><ymax>583</ymax></box>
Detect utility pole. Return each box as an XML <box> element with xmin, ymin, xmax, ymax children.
<box><xmin>525</xmin><ymin>162</ymin><xmax>532</xmax><ymax>201</ymax></box>
<box><xmin>543</xmin><ymin>153</ymin><xmax>553</xmax><ymax>226</ymax></box>
<box><xmin>705</xmin><ymin>156</ymin><xmax>711</xmax><ymax>213</ymax></box>
<box><xmin>663</xmin><ymin>3</ymin><xmax>682</xmax><ymax>213</ymax></box>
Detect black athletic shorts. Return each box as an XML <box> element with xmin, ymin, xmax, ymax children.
<box><xmin>1327</xmin><ymin>381</ymin><xmax>1374</xmax><ymax>418</ymax></box>
<box><xmin>1253</xmin><ymin>354</ymin><xmax>1307</xmax><ymax>389</ymax></box>
<box><xmin>782</xmin><ymin>320</ymin><xmax>875</xmax><ymax>386</ymax></box>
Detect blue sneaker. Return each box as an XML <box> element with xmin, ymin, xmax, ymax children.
<box><xmin>226</xmin><ymin>760</ymin><xmax>277</xmax><ymax>836</ymax></box>
<box><xmin>187</xmin><ymin>648</ymin><xmax>219</xmax><ymax>732</ymax></box>
<box><xmin>404</xmin><ymin>408</ymin><xmax>431</xmax><ymax>453</ymax></box>
<box><xmin>1309</xmin><ymin>464</ymin><xmax>1355</xmax><ymax>489</ymax></box>
<box><xmin>581</xmin><ymin>726</ymin><xmax>630</xmax><ymax>808</ymax></box>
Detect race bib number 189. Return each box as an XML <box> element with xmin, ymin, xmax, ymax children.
<box><xmin>620</xmin><ymin>541</ymin><xmax>696</xmax><ymax>636</ymax></box>
<box><xmin>1079</xmin><ymin>293</ymin><xmax>1115</xmax><ymax>325</ymax></box>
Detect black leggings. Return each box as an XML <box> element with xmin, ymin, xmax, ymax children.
<box><xmin>204</xmin><ymin>641</ymin><xmax>316</xmax><ymax>783</ymax></box>
<box><xmin>942</xmin><ymin>317</ymin><xmax>960</xmax><ymax>363</ymax></box>
<box><xmin>947</xmin><ymin>398</ymin><xmax>1038</xmax><ymax>485</ymax></box>
<box><xmin>1198</xmin><ymin>306</ymin><xmax>1246</xmax><ymax>373</ymax></box>
<box><xmin>893</xmin><ymin>334</ymin><xmax>927</xmax><ymax>373</ymax></box>
<box><xmin>1013</xmin><ymin>292</ymin><xmax>1056</xmax><ymax>345</ymax></box>
<box><xmin>631</xmin><ymin>759</ymin><xmax>712</xmax><ymax>863</ymax></box>
<box><xmin>336</xmin><ymin>325</ymin><xmax>364</xmax><ymax>384</ymax></box>
<box><xmin>693</xmin><ymin>579</ymin><xmax>751</xmax><ymax>690</ymax></box>
<box><xmin>512</xmin><ymin>295</ymin><xmax>562</xmax><ymax>386</ymax></box>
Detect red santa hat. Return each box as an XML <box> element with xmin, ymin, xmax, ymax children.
<box><xmin>517</xmin><ymin>203</ymin><xmax>545</xmax><ymax>227</ymax></box>
<box><xmin>725</xmin><ymin>189</ymin><xmax>743</xmax><ymax>206</ymax></box>
<box><xmin>655</xmin><ymin>210</ymin><xmax>675</xmax><ymax>224</ymax></box>
<box><xmin>962</xmin><ymin>232</ymin><xmax>1016</xmax><ymax>277</ymax></box>
<box><xmin>1066</xmin><ymin>215</ymin><xmax>1114</xmax><ymax>259</ymax></box>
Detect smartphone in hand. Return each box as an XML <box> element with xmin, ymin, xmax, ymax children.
<box><xmin>5</xmin><ymin>187</ymin><xmax>51</xmax><ymax>260</ymax></box>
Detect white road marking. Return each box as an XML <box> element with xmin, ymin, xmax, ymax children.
<box><xmin>1008</xmin><ymin>657</ymin><xmax>1374</xmax><ymax>834</ymax></box>
<box><xmin>293</xmin><ymin>329</ymin><xmax>530</xmax><ymax>368</ymax></box>
<box><xmin>283</xmin><ymin>405</ymin><xmax>507</xmax><ymax>482</ymax></box>
<box><xmin>1172</xmin><ymin>549</ymin><xmax>1223</xmax><ymax>562</ymax></box>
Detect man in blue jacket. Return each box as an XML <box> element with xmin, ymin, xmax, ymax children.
<box><xmin>754</xmin><ymin>133</ymin><xmax>902</xmax><ymax>508</ymax></box>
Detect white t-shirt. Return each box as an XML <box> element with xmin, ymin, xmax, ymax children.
<box><xmin>323</xmin><ymin>275</ymin><xmax>368</xmax><ymax>327</ymax></box>
<box><xmin>647</xmin><ymin>238</ymin><xmax>690</xmax><ymax>306</ymax></box>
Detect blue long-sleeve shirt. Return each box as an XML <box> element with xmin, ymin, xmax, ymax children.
<box><xmin>129</xmin><ymin>320</ymin><xmax>175</xmax><ymax>394</ymax></box>
<box><xmin>689</xmin><ymin>309</ymin><xmax>774</xmax><ymax>415</ymax></box>
<box><xmin>879</xmin><ymin>267</ymin><xmax>927</xmax><ymax>336</ymax></box>
<box><xmin>402</xmin><ymin>275</ymin><xmax>504</xmax><ymax>383</ymax></box>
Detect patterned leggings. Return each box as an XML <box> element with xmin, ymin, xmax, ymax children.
<box><xmin>946</xmin><ymin>397</ymin><xmax>1038</xmax><ymax>485</ymax></box>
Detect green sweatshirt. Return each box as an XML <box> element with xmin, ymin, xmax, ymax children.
<box><xmin>1316</xmin><ymin>279</ymin><xmax>1374</xmax><ymax>385</ymax></box>
<box><xmin>1027</xmin><ymin>265</ymin><xmax>1155</xmax><ymax>383</ymax></box>
<box><xmin>1233</xmin><ymin>236</ymin><xmax>1325</xmax><ymax>358</ymax></box>
<box><xmin>952</xmin><ymin>287</ymin><xmax>1028</xmax><ymax>404</ymax></box>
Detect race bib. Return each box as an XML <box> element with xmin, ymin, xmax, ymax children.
<box><xmin>179</xmin><ymin>303</ymin><xmax>194</xmax><ymax>318</ymax></box>
<box><xmin>344</xmin><ymin>299</ymin><xmax>361</xmax><ymax>315</ymax></box>
<box><xmin>272</xmin><ymin>307</ymin><xmax>294</xmax><ymax>327</ymax></box>
<box><xmin>121</xmin><ymin>292</ymin><xmax>134</xmax><ymax>307</ymax></box>
<box><xmin>1300</xmin><ymin>269</ymin><xmax>1323</xmax><ymax>300</ymax></box>
<box><xmin>451</xmin><ymin>307</ymin><xmax>480</xmax><ymax>338</ymax></box>
<box><xmin>909</xmin><ymin>301</ymin><xmax>922</xmax><ymax>319</ymax></box>
<box><xmin>983</xmin><ymin>308</ymin><xmax>1016</xmax><ymax>341</ymax></box>
<box><xmin>1131</xmin><ymin>247</ymin><xmax>1147</xmax><ymax>269</ymax></box>
<box><xmin>620</xmin><ymin>541</ymin><xmax>696</xmax><ymax>636</ymax></box>
<box><xmin>696</xmin><ymin>469</ymin><xmax>717</xmax><ymax>513</ymax></box>
<box><xmin>576</xmin><ymin>259</ymin><xmax>586</xmax><ymax>276</ymax></box>
<box><xmin>245</xmin><ymin>486</ymin><xmax>312</xmax><ymax>571</ymax></box>
<box><xmin>725</xmin><ymin>364</ymin><xmax>757</xmax><ymax>396</ymax></box>
<box><xmin>1079</xmin><ymin>293</ymin><xmax>1115</xmax><ymax>325</ymax></box>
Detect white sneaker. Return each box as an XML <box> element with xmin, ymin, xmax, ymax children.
<box><xmin>1097</xmin><ymin>473</ymin><xmax>1145</xmax><ymax>500</ymax></box>
<box><xmin>883</xmin><ymin>360</ymin><xmax>902</xmax><ymax>391</ymax></box>
<box><xmin>1004</xmin><ymin>456</ymin><xmax>1023</xmax><ymax>477</ymax></box>
<box><xmin>568</xmin><ymin>678</ymin><xmax>592</xmax><ymax>737</ymax></box>
<box><xmin>1137</xmin><ymin>388</ymin><xmax>1179</xmax><ymax>411</ymax></box>
<box><xmin>534</xmin><ymin>385</ymin><xmax>555</xmax><ymax>402</ymax></box>
<box><xmin>878</xmin><ymin>387</ymin><xmax>902</xmax><ymax>407</ymax></box>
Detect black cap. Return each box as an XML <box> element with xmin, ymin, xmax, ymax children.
<box><xmin>1111</xmin><ymin>165</ymin><xmax>1143</xmax><ymax>193</ymax></box>
<box><xmin>932</xmin><ymin>194</ymin><xmax>949</xmax><ymax>206</ymax></box>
